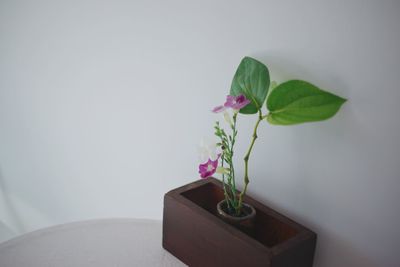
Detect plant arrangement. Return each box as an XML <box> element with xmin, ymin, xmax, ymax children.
<box><xmin>198</xmin><ymin>56</ymin><xmax>346</xmax><ymax>218</ymax></box>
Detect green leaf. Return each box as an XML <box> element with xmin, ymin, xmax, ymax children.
<box><xmin>230</xmin><ymin>57</ymin><xmax>270</xmax><ymax>114</ymax></box>
<box><xmin>266</xmin><ymin>80</ymin><xmax>346</xmax><ymax>125</ymax></box>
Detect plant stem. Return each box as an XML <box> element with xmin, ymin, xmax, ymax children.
<box><xmin>221</xmin><ymin>155</ymin><xmax>231</xmax><ymax>209</ymax></box>
<box><xmin>215</xmin><ymin>118</ymin><xmax>238</xmax><ymax>211</ymax></box>
<box><xmin>237</xmin><ymin>110</ymin><xmax>264</xmax><ymax>214</ymax></box>
<box><xmin>230</xmin><ymin>113</ymin><xmax>238</xmax><ymax>207</ymax></box>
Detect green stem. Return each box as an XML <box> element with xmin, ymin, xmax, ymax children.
<box><xmin>237</xmin><ymin>110</ymin><xmax>265</xmax><ymax>214</ymax></box>
<box><xmin>230</xmin><ymin>113</ymin><xmax>238</xmax><ymax>207</ymax></box>
<box><xmin>221</xmin><ymin>155</ymin><xmax>231</xmax><ymax>209</ymax></box>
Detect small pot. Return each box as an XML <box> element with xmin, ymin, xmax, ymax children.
<box><xmin>217</xmin><ymin>200</ymin><xmax>256</xmax><ymax>236</ymax></box>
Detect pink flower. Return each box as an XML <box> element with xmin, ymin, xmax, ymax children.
<box><xmin>212</xmin><ymin>105</ymin><xmax>226</xmax><ymax>113</ymax></box>
<box><xmin>224</xmin><ymin>95</ymin><xmax>251</xmax><ymax>110</ymax></box>
<box><xmin>212</xmin><ymin>94</ymin><xmax>250</xmax><ymax>113</ymax></box>
<box><xmin>198</xmin><ymin>155</ymin><xmax>220</xmax><ymax>179</ymax></box>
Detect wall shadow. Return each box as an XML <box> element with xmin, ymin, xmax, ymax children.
<box><xmin>248</xmin><ymin>172</ymin><xmax>379</xmax><ymax>267</ymax></box>
<box><xmin>0</xmin><ymin>165</ymin><xmax>25</xmax><ymax>235</ymax></box>
<box><xmin>239</xmin><ymin>52</ymin><xmax>381</xmax><ymax>266</ymax></box>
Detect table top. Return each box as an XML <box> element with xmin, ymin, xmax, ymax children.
<box><xmin>0</xmin><ymin>218</ymin><xmax>187</xmax><ymax>267</ymax></box>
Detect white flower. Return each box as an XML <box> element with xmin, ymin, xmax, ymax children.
<box><xmin>197</xmin><ymin>137</ymin><xmax>219</xmax><ymax>163</ymax></box>
<box><xmin>223</xmin><ymin>111</ymin><xmax>233</xmax><ymax>126</ymax></box>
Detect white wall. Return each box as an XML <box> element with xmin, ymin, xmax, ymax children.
<box><xmin>1</xmin><ymin>0</ymin><xmax>399</xmax><ymax>266</ymax></box>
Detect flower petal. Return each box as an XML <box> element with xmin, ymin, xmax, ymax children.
<box><xmin>198</xmin><ymin>154</ymin><xmax>220</xmax><ymax>179</ymax></box>
<box><xmin>227</xmin><ymin>94</ymin><xmax>251</xmax><ymax>110</ymax></box>
<box><xmin>198</xmin><ymin>137</ymin><xmax>219</xmax><ymax>163</ymax></box>
<box><xmin>223</xmin><ymin>111</ymin><xmax>233</xmax><ymax>126</ymax></box>
<box><xmin>224</xmin><ymin>95</ymin><xmax>235</xmax><ymax>108</ymax></box>
<box><xmin>212</xmin><ymin>105</ymin><xmax>226</xmax><ymax>113</ymax></box>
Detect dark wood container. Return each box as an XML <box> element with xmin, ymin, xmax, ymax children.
<box><xmin>162</xmin><ymin>178</ymin><xmax>317</xmax><ymax>267</ymax></box>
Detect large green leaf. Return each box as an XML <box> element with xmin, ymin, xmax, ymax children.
<box><xmin>230</xmin><ymin>57</ymin><xmax>270</xmax><ymax>114</ymax></box>
<box><xmin>266</xmin><ymin>80</ymin><xmax>346</xmax><ymax>125</ymax></box>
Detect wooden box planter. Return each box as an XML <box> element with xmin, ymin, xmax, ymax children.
<box><xmin>162</xmin><ymin>178</ymin><xmax>317</xmax><ymax>267</ymax></box>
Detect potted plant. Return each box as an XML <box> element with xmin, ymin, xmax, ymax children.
<box><xmin>163</xmin><ymin>56</ymin><xmax>346</xmax><ymax>267</ymax></box>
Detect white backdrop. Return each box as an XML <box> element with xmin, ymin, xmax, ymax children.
<box><xmin>1</xmin><ymin>0</ymin><xmax>399</xmax><ymax>266</ymax></box>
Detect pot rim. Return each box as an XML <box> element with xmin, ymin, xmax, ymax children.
<box><xmin>217</xmin><ymin>200</ymin><xmax>256</xmax><ymax>221</ymax></box>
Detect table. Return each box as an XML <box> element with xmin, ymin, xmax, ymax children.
<box><xmin>0</xmin><ymin>218</ymin><xmax>186</xmax><ymax>267</ymax></box>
